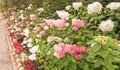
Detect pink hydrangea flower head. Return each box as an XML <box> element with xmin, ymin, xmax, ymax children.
<box><xmin>69</xmin><ymin>44</ymin><xmax>82</xmax><ymax>54</ymax></box>
<box><xmin>73</xmin><ymin>54</ymin><xmax>83</xmax><ymax>60</ymax></box>
<box><xmin>53</xmin><ymin>19</ymin><xmax>69</xmax><ymax>30</ymax></box>
<box><xmin>54</xmin><ymin>43</ymin><xmax>66</xmax><ymax>58</ymax></box>
<box><xmin>45</xmin><ymin>19</ymin><xmax>54</xmax><ymax>27</ymax></box>
<box><xmin>72</xmin><ymin>19</ymin><xmax>85</xmax><ymax>31</ymax></box>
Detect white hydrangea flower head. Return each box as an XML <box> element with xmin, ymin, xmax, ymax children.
<box><xmin>87</xmin><ymin>2</ymin><xmax>103</xmax><ymax>14</ymax></box>
<box><xmin>99</xmin><ymin>19</ymin><xmax>114</xmax><ymax>32</ymax></box>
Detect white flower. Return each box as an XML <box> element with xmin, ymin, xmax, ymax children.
<box><xmin>23</xmin><ymin>28</ymin><xmax>29</xmax><ymax>37</ymax></box>
<box><xmin>44</xmin><ymin>26</ymin><xmax>49</xmax><ymax>30</ymax></box>
<box><xmin>56</xmin><ymin>10</ymin><xmax>69</xmax><ymax>20</ymax></box>
<box><xmin>27</xmin><ymin>38</ymin><xmax>33</xmax><ymax>43</ymax></box>
<box><xmin>19</xmin><ymin>10</ymin><xmax>23</xmax><ymax>13</ymax></box>
<box><xmin>106</xmin><ymin>2</ymin><xmax>120</xmax><ymax>10</ymax></box>
<box><xmin>28</xmin><ymin>4</ymin><xmax>32</xmax><ymax>10</ymax></box>
<box><xmin>22</xmin><ymin>40</ymin><xmax>27</xmax><ymax>44</ymax></box>
<box><xmin>87</xmin><ymin>2</ymin><xmax>102</xmax><ymax>14</ymax></box>
<box><xmin>72</xmin><ymin>2</ymin><xmax>83</xmax><ymax>10</ymax></box>
<box><xmin>27</xmin><ymin>43</ymin><xmax>32</xmax><ymax>48</ymax></box>
<box><xmin>65</xmin><ymin>5</ymin><xmax>71</xmax><ymax>10</ymax></box>
<box><xmin>10</xmin><ymin>30</ymin><xmax>15</xmax><ymax>33</ymax></box>
<box><xmin>29</xmin><ymin>45</ymin><xmax>39</xmax><ymax>54</ymax></box>
<box><xmin>28</xmin><ymin>54</ymin><xmax>36</xmax><ymax>60</ymax></box>
<box><xmin>99</xmin><ymin>19</ymin><xmax>114</xmax><ymax>32</ymax></box>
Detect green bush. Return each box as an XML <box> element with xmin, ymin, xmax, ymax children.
<box><xmin>42</xmin><ymin>0</ymin><xmax>75</xmax><ymax>13</ymax></box>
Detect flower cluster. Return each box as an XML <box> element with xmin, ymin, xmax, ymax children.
<box><xmin>54</xmin><ymin>43</ymin><xmax>87</xmax><ymax>60</ymax></box>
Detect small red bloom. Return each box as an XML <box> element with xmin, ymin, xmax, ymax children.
<box><xmin>13</xmin><ymin>41</ymin><xmax>23</xmax><ymax>54</ymax></box>
<box><xmin>24</xmin><ymin>60</ymin><xmax>36</xmax><ymax>70</ymax></box>
<box><xmin>10</xmin><ymin>33</ymin><xmax>16</xmax><ymax>39</ymax></box>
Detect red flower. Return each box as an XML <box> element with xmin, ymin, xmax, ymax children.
<box><xmin>24</xmin><ymin>60</ymin><xmax>36</xmax><ymax>70</ymax></box>
<box><xmin>13</xmin><ymin>41</ymin><xmax>23</xmax><ymax>54</ymax></box>
<box><xmin>13</xmin><ymin>41</ymin><xmax>21</xmax><ymax>47</ymax></box>
<box><xmin>10</xmin><ymin>33</ymin><xmax>16</xmax><ymax>39</ymax></box>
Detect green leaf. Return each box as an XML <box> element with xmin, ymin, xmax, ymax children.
<box><xmin>98</xmin><ymin>49</ymin><xmax>109</xmax><ymax>58</ymax></box>
<box><xmin>113</xmin><ymin>57</ymin><xmax>120</xmax><ymax>62</ymax></box>
<box><xmin>89</xmin><ymin>44</ymin><xmax>101</xmax><ymax>53</ymax></box>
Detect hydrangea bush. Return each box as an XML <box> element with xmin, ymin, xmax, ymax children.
<box><xmin>7</xmin><ymin>1</ymin><xmax>120</xmax><ymax>70</ymax></box>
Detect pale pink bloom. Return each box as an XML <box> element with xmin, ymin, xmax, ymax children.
<box><xmin>40</xmin><ymin>31</ymin><xmax>46</xmax><ymax>36</ymax></box>
<box><xmin>54</xmin><ymin>44</ymin><xmax>63</xmax><ymax>53</ymax></box>
<box><xmin>72</xmin><ymin>19</ymin><xmax>85</xmax><ymax>31</ymax></box>
<box><xmin>24</xmin><ymin>37</ymin><xmax>28</xmax><ymax>41</ymax></box>
<box><xmin>30</xmin><ymin>22</ymin><xmax>33</xmax><ymax>24</ymax></box>
<box><xmin>56</xmin><ymin>10</ymin><xmax>69</xmax><ymax>20</ymax></box>
<box><xmin>72</xmin><ymin>26</ymin><xmax>78</xmax><ymax>31</ymax></box>
<box><xmin>16</xmin><ymin>28</ymin><xmax>21</xmax><ymax>31</ymax></box>
<box><xmin>20</xmin><ymin>32</ymin><xmax>25</xmax><ymax>36</ymax></box>
<box><xmin>54</xmin><ymin>43</ymin><xmax>66</xmax><ymax>58</ymax></box>
<box><xmin>47</xmin><ymin>36</ymin><xmax>55</xmax><ymax>42</ymax></box>
<box><xmin>16</xmin><ymin>31</ymin><xmax>21</xmax><ymax>35</ymax></box>
<box><xmin>53</xmin><ymin>19</ymin><xmax>69</xmax><ymax>30</ymax></box>
<box><xmin>20</xmin><ymin>24</ymin><xmax>24</xmax><ymax>27</ymax></box>
<box><xmin>27</xmin><ymin>23</ymin><xmax>31</xmax><ymax>27</ymax></box>
<box><xmin>33</xmin><ymin>26</ymin><xmax>41</xmax><ymax>31</ymax></box>
<box><xmin>30</xmin><ymin>14</ymin><xmax>36</xmax><ymax>20</ymax></box>
<box><xmin>54</xmin><ymin>52</ymin><xmax>65</xmax><ymax>59</ymax></box>
<box><xmin>36</xmin><ymin>34</ymin><xmax>42</xmax><ymax>38</ymax></box>
<box><xmin>40</xmin><ymin>23</ymin><xmax>46</xmax><ymax>27</ymax></box>
<box><xmin>45</xmin><ymin>19</ymin><xmax>54</xmax><ymax>27</ymax></box>
<box><xmin>37</xmin><ymin>8</ymin><xmax>44</xmax><ymax>13</ymax></box>
<box><xmin>72</xmin><ymin>2</ymin><xmax>83</xmax><ymax>10</ymax></box>
<box><xmin>36</xmin><ymin>31</ymin><xmax>46</xmax><ymax>38</ymax></box>
<box><xmin>81</xmin><ymin>46</ymin><xmax>87</xmax><ymax>53</ymax></box>
<box><xmin>15</xmin><ymin>23</ymin><xmax>21</xmax><ymax>28</ymax></box>
<box><xmin>73</xmin><ymin>54</ymin><xmax>83</xmax><ymax>60</ymax></box>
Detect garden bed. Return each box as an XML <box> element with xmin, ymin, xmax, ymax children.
<box><xmin>6</xmin><ymin>1</ymin><xmax>120</xmax><ymax>70</ymax></box>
